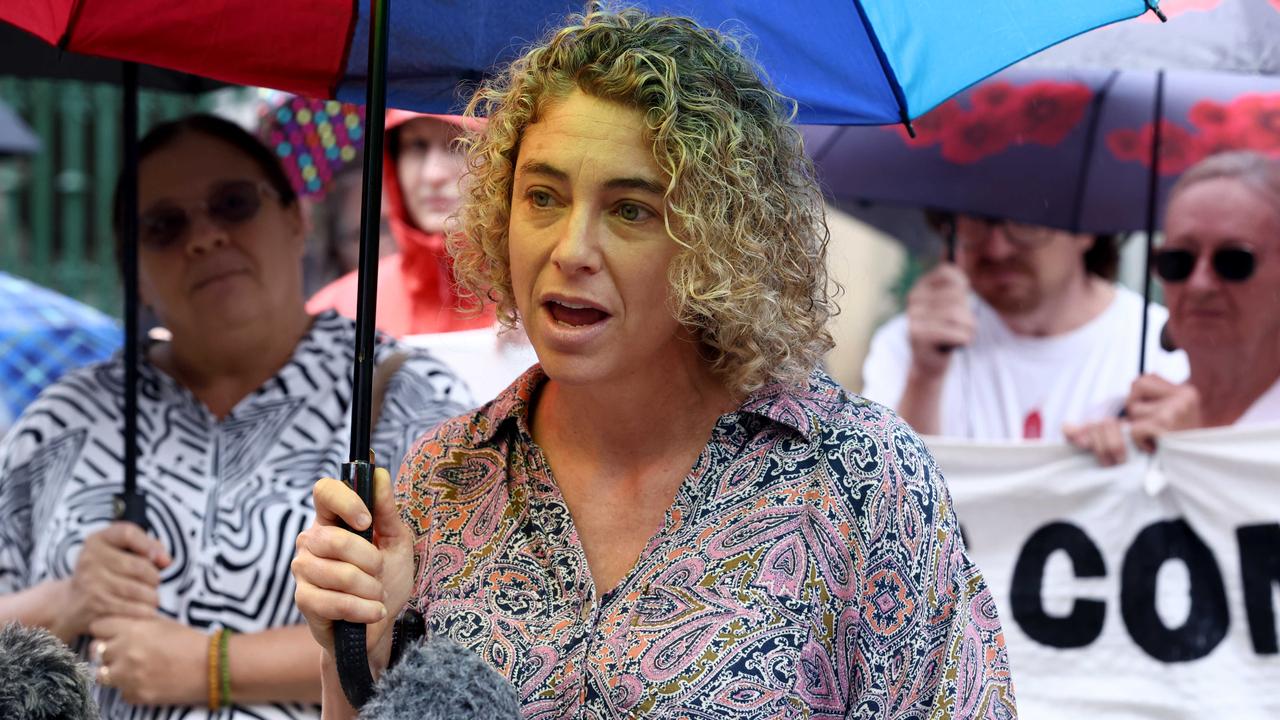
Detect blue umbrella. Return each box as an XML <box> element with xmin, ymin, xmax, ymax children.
<box><xmin>0</xmin><ymin>99</ymin><xmax>39</xmax><ymax>155</ymax></box>
<box><xmin>0</xmin><ymin>272</ymin><xmax>121</xmax><ymax>432</ymax></box>
<box><xmin>7</xmin><ymin>0</ymin><xmax>1156</xmax><ymax>125</ymax></box>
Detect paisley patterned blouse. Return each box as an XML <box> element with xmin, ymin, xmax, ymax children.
<box><xmin>398</xmin><ymin>366</ymin><xmax>1016</xmax><ymax>719</ymax></box>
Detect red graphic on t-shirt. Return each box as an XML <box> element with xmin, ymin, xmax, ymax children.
<box><xmin>1023</xmin><ymin>410</ymin><xmax>1043</xmax><ymax>440</ymax></box>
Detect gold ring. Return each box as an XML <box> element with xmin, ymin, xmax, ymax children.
<box><xmin>92</xmin><ymin>640</ymin><xmax>107</xmax><ymax>665</ymax></box>
<box><xmin>96</xmin><ymin>664</ymin><xmax>112</xmax><ymax>687</ymax></box>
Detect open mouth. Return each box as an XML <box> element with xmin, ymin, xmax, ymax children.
<box><xmin>545</xmin><ymin>299</ymin><xmax>610</xmax><ymax>327</ymax></box>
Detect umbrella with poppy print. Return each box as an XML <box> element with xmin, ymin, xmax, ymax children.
<box><xmin>805</xmin><ymin>66</ymin><xmax>1280</xmax><ymax>374</ymax></box>
<box><xmin>805</xmin><ymin>66</ymin><xmax>1280</xmax><ymax>235</ymax></box>
<box><xmin>1018</xmin><ymin>0</ymin><xmax>1280</xmax><ymax>371</ymax></box>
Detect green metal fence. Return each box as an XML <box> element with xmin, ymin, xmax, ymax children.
<box><xmin>0</xmin><ymin>77</ymin><xmax>217</xmax><ymax>317</ymax></box>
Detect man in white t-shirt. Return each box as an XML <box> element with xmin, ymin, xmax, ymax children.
<box><xmin>861</xmin><ymin>214</ymin><xmax>1188</xmax><ymax>441</ymax></box>
<box><xmin>1067</xmin><ymin>151</ymin><xmax>1280</xmax><ymax>463</ymax></box>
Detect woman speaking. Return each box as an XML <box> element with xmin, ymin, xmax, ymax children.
<box><xmin>293</xmin><ymin>7</ymin><xmax>1015</xmax><ymax>718</ymax></box>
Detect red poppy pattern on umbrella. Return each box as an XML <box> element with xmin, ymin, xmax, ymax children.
<box><xmin>1106</xmin><ymin>93</ymin><xmax>1280</xmax><ymax>174</ymax></box>
<box><xmin>888</xmin><ymin>81</ymin><xmax>1094</xmax><ymax>164</ymax></box>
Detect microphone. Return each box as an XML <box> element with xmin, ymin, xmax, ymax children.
<box><xmin>359</xmin><ymin>634</ymin><xmax>521</xmax><ymax>720</ymax></box>
<box><xmin>0</xmin><ymin>622</ymin><xmax>99</xmax><ymax>720</ymax></box>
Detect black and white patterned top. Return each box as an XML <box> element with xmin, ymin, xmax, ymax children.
<box><xmin>0</xmin><ymin>311</ymin><xmax>470</xmax><ymax>719</ymax></box>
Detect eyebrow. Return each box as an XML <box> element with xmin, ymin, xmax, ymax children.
<box><xmin>518</xmin><ymin>160</ymin><xmax>666</xmax><ymax>196</ymax></box>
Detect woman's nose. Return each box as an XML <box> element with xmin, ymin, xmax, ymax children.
<box><xmin>184</xmin><ymin>210</ymin><xmax>230</xmax><ymax>255</ymax></box>
<box><xmin>420</xmin><ymin>147</ymin><xmax>459</xmax><ymax>185</ymax></box>
<box><xmin>550</xmin><ymin>210</ymin><xmax>602</xmax><ymax>274</ymax></box>
<box><xmin>1185</xmin><ymin>253</ymin><xmax>1220</xmax><ymax>291</ymax></box>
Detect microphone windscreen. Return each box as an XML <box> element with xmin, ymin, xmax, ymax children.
<box><xmin>360</xmin><ymin>634</ymin><xmax>521</xmax><ymax>720</ymax></box>
<box><xmin>0</xmin><ymin>622</ymin><xmax>99</xmax><ymax>720</ymax></box>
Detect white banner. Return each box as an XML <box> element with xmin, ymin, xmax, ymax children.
<box><xmin>931</xmin><ymin>424</ymin><xmax>1280</xmax><ymax>720</ymax></box>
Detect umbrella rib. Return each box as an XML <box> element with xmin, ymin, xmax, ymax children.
<box><xmin>811</xmin><ymin>126</ymin><xmax>845</xmax><ymax>164</ymax></box>
<box><xmin>330</xmin><ymin>0</ymin><xmax>363</xmax><ymax>99</ymax></box>
<box><xmin>847</xmin><ymin>0</ymin><xmax>912</xmax><ymax>128</ymax></box>
<box><xmin>56</xmin><ymin>0</ymin><xmax>90</xmax><ymax>49</ymax></box>
<box><xmin>1138</xmin><ymin>69</ymin><xmax>1165</xmax><ymax>377</ymax></box>
<box><xmin>1068</xmin><ymin>70</ymin><xmax>1120</xmax><ymax>235</ymax></box>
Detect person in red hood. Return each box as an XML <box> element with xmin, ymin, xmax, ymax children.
<box><xmin>306</xmin><ymin>110</ymin><xmax>494</xmax><ymax>335</ymax></box>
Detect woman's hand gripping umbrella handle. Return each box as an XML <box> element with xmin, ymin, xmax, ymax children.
<box><xmin>333</xmin><ymin>460</ymin><xmax>377</xmax><ymax>708</ymax></box>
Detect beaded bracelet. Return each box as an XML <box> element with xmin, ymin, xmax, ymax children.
<box><xmin>218</xmin><ymin>628</ymin><xmax>232</xmax><ymax>707</ymax></box>
<box><xmin>207</xmin><ymin>629</ymin><xmax>223</xmax><ymax>710</ymax></box>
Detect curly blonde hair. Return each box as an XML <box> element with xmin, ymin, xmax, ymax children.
<box><xmin>451</xmin><ymin>4</ymin><xmax>835</xmax><ymax>393</ymax></box>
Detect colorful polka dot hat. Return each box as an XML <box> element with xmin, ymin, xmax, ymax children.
<box><xmin>257</xmin><ymin>93</ymin><xmax>365</xmax><ymax>199</ymax></box>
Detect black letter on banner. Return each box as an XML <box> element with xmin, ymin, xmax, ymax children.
<box><xmin>1011</xmin><ymin>522</ymin><xmax>1106</xmax><ymax>648</ymax></box>
<box><xmin>1237</xmin><ymin>523</ymin><xmax>1280</xmax><ymax>655</ymax></box>
<box><xmin>1121</xmin><ymin>519</ymin><xmax>1229</xmax><ymax>662</ymax></box>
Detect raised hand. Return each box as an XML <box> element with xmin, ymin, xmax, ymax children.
<box><xmin>906</xmin><ymin>263</ymin><xmax>976</xmax><ymax>377</ymax></box>
<box><xmin>52</xmin><ymin>522</ymin><xmax>171</xmax><ymax>641</ymax></box>
<box><xmin>291</xmin><ymin>467</ymin><xmax>415</xmax><ymax>670</ymax></box>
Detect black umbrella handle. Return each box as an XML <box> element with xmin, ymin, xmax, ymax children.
<box><xmin>937</xmin><ymin>217</ymin><xmax>959</xmax><ymax>355</ymax></box>
<box><xmin>112</xmin><ymin>489</ymin><xmax>150</xmax><ymax>530</ymax></box>
<box><xmin>334</xmin><ymin>460</ymin><xmax>376</xmax><ymax>708</ymax></box>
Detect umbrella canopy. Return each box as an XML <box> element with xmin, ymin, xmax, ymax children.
<box><xmin>4</xmin><ymin>0</ymin><xmax>1154</xmax><ymax>124</ymax></box>
<box><xmin>0</xmin><ymin>271</ymin><xmax>121</xmax><ymax>429</ymax></box>
<box><xmin>805</xmin><ymin>66</ymin><xmax>1280</xmax><ymax>234</ymax></box>
<box><xmin>1021</xmin><ymin>0</ymin><xmax>1280</xmax><ymax>75</ymax></box>
<box><xmin>0</xmin><ymin>21</ymin><xmax>222</xmax><ymax>93</ymax></box>
<box><xmin>0</xmin><ymin>98</ymin><xmax>39</xmax><ymax>154</ymax></box>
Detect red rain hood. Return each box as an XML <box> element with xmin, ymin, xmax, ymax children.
<box><xmin>383</xmin><ymin>109</ymin><xmax>489</xmax><ymax>324</ymax></box>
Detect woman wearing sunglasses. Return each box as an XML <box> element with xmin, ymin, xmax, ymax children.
<box><xmin>0</xmin><ymin>114</ymin><xmax>470</xmax><ymax>718</ymax></box>
<box><xmin>1067</xmin><ymin>150</ymin><xmax>1280</xmax><ymax>465</ymax></box>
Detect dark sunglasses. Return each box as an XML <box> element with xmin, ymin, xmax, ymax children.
<box><xmin>1152</xmin><ymin>246</ymin><xmax>1257</xmax><ymax>283</ymax></box>
<box><xmin>139</xmin><ymin>180</ymin><xmax>276</xmax><ymax>249</ymax></box>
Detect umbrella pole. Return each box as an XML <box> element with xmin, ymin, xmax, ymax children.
<box><xmin>334</xmin><ymin>0</ymin><xmax>390</xmax><ymax>709</ymax></box>
<box><xmin>1138</xmin><ymin>70</ymin><xmax>1165</xmax><ymax>377</ymax></box>
<box><xmin>113</xmin><ymin>61</ymin><xmax>148</xmax><ymax>530</ymax></box>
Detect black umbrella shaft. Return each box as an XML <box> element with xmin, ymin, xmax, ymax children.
<box><xmin>1138</xmin><ymin>70</ymin><xmax>1165</xmax><ymax>376</ymax></box>
<box><xmin>335</xmin><ymin>0</ymin><xmax>390</xmax><ymax>710</ymax></box>
<box><xmin>122</xmin><ymin>63</ymin><xmax>140</xmax><ymax>500</ymax></box>
<box><xmin>350</xmin><ymin>0</ymin><xmax>391</xmax><ymax>463</ymax></box>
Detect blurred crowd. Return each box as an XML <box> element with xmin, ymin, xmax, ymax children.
<box><xmin>0</xmin><ymin>5</ymin><xmax>1277</xmax><ymax>718</ymax></box>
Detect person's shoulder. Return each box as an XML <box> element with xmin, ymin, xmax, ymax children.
<box><xmin>756</xmin><ymin>369</ymin><xmax>914</xmax><ymax>447</ymax></box>
<box><xmin>792</xmin><ymin>370</ymin><xmax>945</xmax><ymax>493</ymax></box>
<box><xmin>1110</xmin><ymin>284</ymin><xmax>1169</xmax><ymax>322</ymax></box>
<box><xmin>23</xmin><ymin>355</ymin><xmax>122</xmax><ymax>410</ymax></box>
<box><xmin>305</xmin><ymin>271</ymin><xmax>360</xmax><ymax>315</ymax></box>
<box><xmin>1</xmin><ymin>356</ymin><xmax>122</xmax><ymax>458</ymax></box>
<box><xmin>400</xmin><ymin>365</ymin><xmax>541</xmax><ymax>469</ymax></box>
<box><xmin>395</xmin><ymin>387</ymin><xmax>517</xmax><ymax>534</ymax></box>
<box><xmin>861</xmin><ymin>312</ymin><xmax>914</xmax><ymax>403</ymax></box>
<box><xmin>868</xmin><ymin>311</ymin><xmax>910</xmax><ymax>345</ymax></box>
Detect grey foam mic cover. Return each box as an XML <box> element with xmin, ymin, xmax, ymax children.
<box><xmin>359</xmin><ymin>634</ymin><xmax>521</xmax><ymax>720</ymax></box>
<box><xmin>0</xmin><ymin>622</ymin><xmax>99</xmax><ymax>720</ymax></box>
